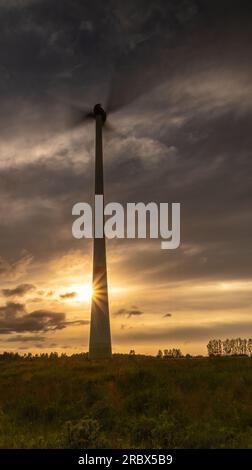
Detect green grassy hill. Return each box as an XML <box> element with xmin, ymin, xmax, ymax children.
<box><xmin>0</xmin><ymin>355</ymin><xmax>251</xmax><ymax>448</ymax></box>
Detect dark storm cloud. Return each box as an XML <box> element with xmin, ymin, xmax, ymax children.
<box><xmin>0</xmin><ymin>302</ymin><xmax>25</xmax><ymax>317</ymax></box>
<box><xmin>0</xmin><ymin>0</ymin><xmax>200</xmax><ymax>99</ymax></box>
<box><xmin>1</xmin><ymin>0</ymin><xmax>245</xmax><ymax>127</ymax></box>
<box><xmin>0</xmin><ymin>302</ymin><xmax>88</xmax><ymax>334</ymax></box>
<box><xmin>2</xmin><ymin>283</ymin><xmax>35</xmax><ymax>297</ymax></box>
<box><xmin>0</xmin><ymin>0</ymin><xmax>251</xmax><ymax>290</ymax></box>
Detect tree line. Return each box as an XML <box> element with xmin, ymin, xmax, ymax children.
<box><xmin>0</xmin><ymin>352</ymin><xmax>88</xmax><ymax>361</ymax></box>
<box><xmin>156</xmin><ymin>349</ymin><xmax>183</xmax><ymax>358</ymax></box>
<box><xmin>207</xmin><ymin>338</ymin><xmax>252</xmax><ymax>356</ymax></box>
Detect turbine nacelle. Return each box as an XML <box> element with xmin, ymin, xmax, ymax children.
<box><xmin>93</xmin><ymin>103</ymin><xmax>106</xmax><ymax>123</ymax></box>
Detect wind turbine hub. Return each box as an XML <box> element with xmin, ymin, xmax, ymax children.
<box><xmin>93</xmin><ymin>103</ymin><xmax>106</xmax><ymax>122</ymax></box>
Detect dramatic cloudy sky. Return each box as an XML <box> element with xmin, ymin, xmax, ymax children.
<box><xmin>0</xmin><ymin>0</ymin><xmax>251</xmax><ymax>355</ymax></box>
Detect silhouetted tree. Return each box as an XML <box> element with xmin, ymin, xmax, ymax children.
<box><xmin>207</xmin><ymin>338</ymin><xmax>252</xmax><ymax>356</ymax></box>
<box><xmin>163</xmin><ymin>348</ymin><xmax>182</xmax><ymax>358</ymax></box>
<box><xmin>49</xmin><ymin>352</ymin><xmax>59</xmax><ymax>360</ymax></box>
<box><xmin>207</xmin><ymin>339</ymin><xmax>222</xmax><ymax>356</ymax></box>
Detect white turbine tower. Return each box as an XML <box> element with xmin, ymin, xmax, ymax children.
<box><xmin>89</xmin><ymin>104</ymin><xmax>112</xmax><ymax>359</ymax></box>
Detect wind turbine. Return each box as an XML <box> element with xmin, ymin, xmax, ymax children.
<box><xmin>62</xmin><ymin>101</ymin><xmax>113</xmax><ymax>359</ymax></box>
<box><xmin>89</xmin><ymin>103</ymin><xmax>111</xmax><ymax>359</ymax></box>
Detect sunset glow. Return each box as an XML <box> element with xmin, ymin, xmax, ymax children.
<box><xmin>70</xmin><ymin>284</ymin><xmax>93</xmax><ymax>303</ymax></box>
<box><xmin>0</xmin><ymin>1</ymin><xmax>250</xmax><ymax>359</ymax></box>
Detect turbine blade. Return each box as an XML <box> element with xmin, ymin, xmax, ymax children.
<box><xmin>65</xmin><ymin>105</ymin><xmax>93</xmax><ymax>128</ymax></box>
<box><xmin>47</xmin><ymin>93</ymin><xmax>93</xmax><ymax>128</ymax></box>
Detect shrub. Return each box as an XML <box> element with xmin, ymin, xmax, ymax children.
<box><xmin>151</xmin><ymin>412</ymin><xmax>178</xmax><ymax>448</ymax></box>
<box><xmin>65</xmin><ymin>418</ymin><xmax>103</xmax><ymax>448</ymax></box>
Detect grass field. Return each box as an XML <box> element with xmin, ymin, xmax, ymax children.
<box><xmin>0</xmin><ymin>354</ymin><xmax>251</xmax><ymax>448</ymax></box>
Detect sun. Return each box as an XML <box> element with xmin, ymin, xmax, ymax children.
<box><xmin>82</xmin><ymin>283</ymin><xmax>94</xmax><ymax>302</ymax></box>
<box><xmin>75</xmin><ymin>284</ymin><xmax>93</xmax><ymax>303</ymax></box>
<box><xmin>62</xmin><ymin>283</ymin><xmax>93</xmax><ymax>304</ymax></box>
